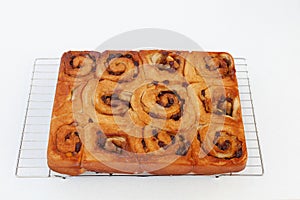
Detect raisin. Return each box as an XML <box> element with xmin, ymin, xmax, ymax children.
<box><xmin>161</xmin><ymin>51</ymin><xmax>168</xmax><ymax>56</ymax></box>
<box><xmin>125</xmin><ymin>54</ymin><xmax>132</xmax><ymax>59</ymax></box>
<box><xmin>96</xmin><ymin>130</ymin><xmax>103</xmax><ymax>136</ymax></box>
<box><xmin>162</xmin><ymin>80</ymin><xmax>169</xmax><ymax>85</ymax></box>
<box><xmin>216</xmin><ymin>140</ymin><xmax>231</xmax><ymax>151</ymax></box>
<box><xmin>170</xmin><ymin>135</ymin><xmax>176</xmax><ymax>144</ymax></box>
<box><xmin>152</xmin><ymin>129</ymin><xmax>158</xmax><ymax>138</ymax></box>
<box><xmin>166</xmin><ymin>98</ymin><xmax>174</xmax><ymax>107</ymax></box>
<box><xmin>235</xmin><ymin>148</ymin><xmax>243</xmax><ymax>158</ymax></box>
<box><xmin>175</xmin><ymin>142</ymin><xmax>190</xmax><ymax>156</ymax></box>
<box><xmin>64</xmin><ymin>133</ymin><xmax>71</xmax><ymax>140</ymax></box>
<box><xmin>149</xmin><ymin>112</ymin><xmax>158</xmax><ymax>118</ymax></box>
<box><xmin>169</xmin><ymin>61</ymin><xmax>174</xmax><ymax>67</ymax></box>
<box><xmin>101</xmin><ymin>95</ymin><xmax>112</xmax><ymax>105</ymax></box>
<box><xmin>107</xmin><ymin>54</ymin><xmax>116</xmax><ymax>62</ymax></box>
<box><xmin>182</xmin><ymin>82</ymin><xmax>189</xmax><ymax>88</ymax></box>
<box><xmin>107</xmin><ymin>69</ymin><xmax>124</xmax><ymax>76</ymax></box>
<box><xmin>75</xmin><ymin>142</ymin><xmax>82</xmax><ymax>153</ymax></box>
<box><xmin>170</xmin><ymin>112</ymin><xmax>181</xmax><ymax>121</ymax></box>
<box><xmin>133</xmin><ymin>60</ymin><xmax>139</xmax><ymax>66</ymax></box>
<box><xmin>97</xmin><ymin>137</ymin><xmax>106</xmax><ymax>148</ymax></box>
<box><xmin>175</xmin><ymin>58</ymin><xmax>181</xmax><ymax>65</ymax></box>
<box><xmin>152</xmin><ymin>80</ymin><xmax>159</xmax><ymax>85</ymax></box>
<box><xmin>201</xmin><ymin>89</ymin><xmax>206</xmax><ymax>97</ymax></box>
<box><xmin>141</xmin><ymin>139</ymin><xmax>147</xmax><ymax>150</ymax></box>
<box><xmin>158</xmin><ymin>141</ymin><xmax>166</xmax><ymax>148</ymax></box>
<box><xmin>178</xmin><ymin>135</ymin><xmax>184</xmax><ymax>141</ymax></box>
<box><xmin>115</xmin><ymin>53</ymin><xmax>122</xmax><ymax>58</ymax></box>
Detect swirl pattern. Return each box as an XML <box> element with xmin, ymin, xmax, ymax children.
<box><xmin>189</xmin><ymin>83</ymin><xmax>242</xmax><ymax>124</ymax></box>
<box><xmin>203</xmin><ymin>53</ymin><xmax>235</xmax><ymax>78</ymax></box>
<box><xmin>129</xmin><ymin>82</ymin><xmax>185</xmax><ymax>132</ymax></box>
<box><xmin>81</xmin><ymin>123</ymin><xmax>140</xmax><ymax>173</ymax></box>
<box><xmin>47</xmin><ymin>113</ymin><xmax>91</xmax><ymax>175</ymax></box>
<box><xmin>184</xmin><ymin>52</ymin><xmax>237</xmax><ymax>86</ymax></box>
<box><xmin>96</xmin><ymin>51</ymin><xmax>141</xmax><ymax>82</ymax></box>
<box><xmin>58</xmin><ymin>51</ymin><xmax>100</xmax><ymax>82</ymax></box>
<box><xmin>192</xmin><ymin>120</ymin><xmax>247</xmax><ymax>174</ymax></box>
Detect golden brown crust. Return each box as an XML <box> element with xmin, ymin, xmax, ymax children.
<box><xmin>189</xmin><ymin>83</ymin><xmax>242</xmax><ymax>125</ymax></box>
<box><xmin>136</xmin><ymin>126</ymin><xmax>195</xmax><ymax>175</ymax></box>
<box><xmin>81</xmin><ymin>123</ymin><xmax>141</xmax><ymax>174</ymax></box>
<box><xmin>52</xmin><ymin>81</ymin><xmax>86</xmax><ymax>117</ymax></box>
<box><xmin>95</xmin><ymin>50</ymin><xmax>142</xmax><ymax>82</ymax></box>
<box><xmin>47</xmin><ymin>113</ymin><xmax>86</xmax><ymax>175</ymax></box>
<box><xmin>58</xmin><ymin>51</ymin><xmax>100</xmax><ymax>82</ymax></box>
<box><xmin>47</xmin><ymin>50</ymin><xmax>247</xmax><ymax>176</ymax></box>
<box><xmin>184</xmin><ymin>52</ymin><xmax>237</xmax><ymax>86</ymax></box>
<box><xmin>192</xmin><ymin>120</ymin><xmax>247</xmax><ymax>174</ymax></box>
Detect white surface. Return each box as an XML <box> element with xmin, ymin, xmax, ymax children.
<box><xmin>0</xmin><ymin>0</ymin><xmax>300</xmax><ymax>199</ymax></box>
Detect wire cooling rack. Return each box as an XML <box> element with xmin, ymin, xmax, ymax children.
<box><xmin>15</xmin><ymin>57</ymin><xmax>264</xmax><ymax>178</ymax></box>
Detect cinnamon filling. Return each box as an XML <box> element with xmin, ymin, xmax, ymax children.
<box><xmin>208</xmin><ymin>131</ymin><xmax>243</xmax><ymax>159</ymax></box>
<box><xmin>203</xmin><ymin>55</ymin><xmax>234</xmax><ymax>77</ymax></box>
<box><xmin>70</xmin><ymin>56</ymin><xmax>85</xmax><ymax>69</ymax></box>
<box><xmin>64</xmin><ymin>131</ymin><xmax>78</xmax><ymax>141</ymax></box>
<box><xmin>95</xmin><ymin>130</ymin><xmax>127</xmax><ymax>153</ymax></box>
<box><xmin>204</xmin><ymin>56</ymin><xmax>230</xmax><ymax>71</ymax></box>
<box><xmin>70</xmin><ymin>55</ymin><xmax>96</xmax><ymax>69</ymax></box>
<box><xmin>106</xmin><ymin>53</ymin><xmax>139</xmax><ymax>76</ymax></box>
<box><xmin>100</xmin><ymin>94</ymin><xmax>127</xmax><ymax>109</ymax></box>
<box><xmin>156</xmin><ymin>90</ymin><xmax>184</xmax><ymax>121</ymax></box>
<box><xmin>57</xmin><ymin>126</ymin><xmax>82</xmax><ymax>156</ymax></box>
<box><xmin>143</xmin><ymin>128</ymin><xmax>177</xmax><ymax>152</ymax></box>
<box><xmin>63</xmin><ymin>131</ymin><xmax>81</xmax><ymax>153</ymax></box>
<box><xmin>200</xmin><ymin>89</ymin><xmax>211</xmax><ymax>113</ymax></box>
<box><xmin>154</xmin><ymin>52</ymin><xmax>181</xmax><ymax>72</ymax></box>
<box><xmin>66</xmin><ymin>54</ymin><xmax>96</xmax><ymax>77</ymax></box>
<box><xmin>200</xmin><ymin>89</ymin><xmax>234</xmax><ymax>116</ymax></box>
<box><xmin>107</xmin><ymin>64</ymin><xmax>126</xmax><ymax>75</ymax></box>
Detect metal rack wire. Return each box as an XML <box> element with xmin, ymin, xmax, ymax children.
<box><xmin>15</xmin><ymin>57</ymin><xmax>264</xmax><ymax>178</ymax></box>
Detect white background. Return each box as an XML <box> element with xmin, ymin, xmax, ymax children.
<box><xmin>1</xmin><ymin>0</ymin><xmax>300</xmax><ymax>199</ymax></box>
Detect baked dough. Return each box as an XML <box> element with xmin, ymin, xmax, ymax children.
<box><xmin>58</xmin><ymin>51</ymin><xmax>100</xmax><ymax>82</ymax></box>
<box><xmin>192</xmin><ymin>119</ymin><xmax>247</xmax><ymax>174</ymax></box>
<box><xmin>47</xmin><ymin>50</ymin><xmax>247</xmax><ymax>176</ymax></box>
<box><xmin>184</xmin><ymin>51</ymin><xmax>238</xmax><ymax>86</ymax></box>
<box><xmin>189</xmin><ymin>83</ymin><xmax>243</xmax><ymax>125</ymax></box>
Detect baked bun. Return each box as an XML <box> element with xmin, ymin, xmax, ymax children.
<box><xmin>47</xmin><ymin>50</ymin><xmax>247</xmax><ymax>176</ymax></box>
